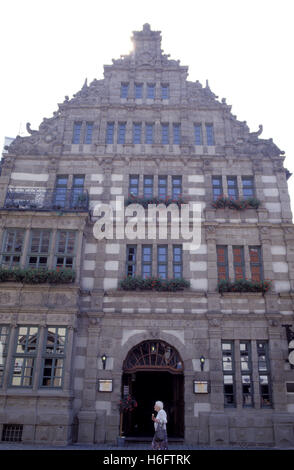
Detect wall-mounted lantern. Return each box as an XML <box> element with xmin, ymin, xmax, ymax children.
<box><xmin>101</xmin><ymin>353</ymin><xmax>107</xmax><ymax>370</ymax></box>
<box><xmin>200</xmin><ymin>355</ymin><xmax>205</xmax><ymax>371</ymax></box>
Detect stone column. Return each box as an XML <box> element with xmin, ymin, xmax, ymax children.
<box><xmin>267</xmin><ymin>319</ymin><xmax>287</xmax><ymax>412</ymax></box>
<box><xmin>260</xmin><ymin>226</ymin><xmax>274</xmax><ymax>281</ymax></box>
<box><xmin>102</xmin><ymin>164</ymin><xmax>112</xmax><ymax>202</ymax></box>
<box><xmin>251</xmin><ymin>338</ymin><xmax>261</xmax><ymax>409</ymax></box>
<box><xmin>20</xmin><ymin>229</ymin><xmax>31</xmax><ymax>268</ymax></box>
<box><xmin>32</xmin><ymin>324</ymin><xmax>46</xmax><ymax>391</ymax></box>
<box><xmin>203</xmin><ymin>168</ymin><xmax>215</xmax><ymax>222</ymax></box>
<box><xmin>207</xmin><ymin>317</ymin><xmax>223</xmax><ymax>413</ymax></box>
<box><xmin>254</xmin><ymin>168</ymin><xmax>269</xmax><ymax>224</ymax></box>
<box><xmin>75</xmin><ymin>229</ymin><xmax>84</xmax><ymax>284</ymax></box>
<box><xmin>63</xmin><ymin>325</ymin><xmax>76</xmax><ymax>392</ymax></box>
<box><xmin>125</xmin><ymin>119</ymin><xmax>133</xmax><ymax>145</ymax></box>
<box><xmin>48</xmin><ymin>229</ymin><xmax>57</xmax><ymax>268</ymax></box>
<box><xmin>207</xmin><ymin>317</ymin><xmax>229</xmax><ymax>445</ymax></box>
<box><xmin>205</xmin><ymin>225</ymin><xmax>221</xmax><ymax>313</ymax></box>
<box><xmin>77</xmin><ymin>317</ymin><xmax>101</xmax><ymax>444</ymax></box>
<box><xmin>154</xmin><ymin>119</ymin><xmax>161</xmax><ymax>145</ymax></box>
<box><xmin>98</xmin><ymin>115</ymin><xmax>107</xmax><ymax>146</ymax></box>
<box><xmin>234</xmin><ymin>340</ymin><xmax>242</xmax><ymax>410</ymax></box>
<box><xmin>260</xmin><ymin>227</ymin><xmax>279</xmax><ymax>312</ymax></box>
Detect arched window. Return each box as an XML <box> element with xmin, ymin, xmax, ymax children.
<box><xmin>123</xmin><ymin>340</ymin><xmax>183</xmax><ymax>373</ymax></box>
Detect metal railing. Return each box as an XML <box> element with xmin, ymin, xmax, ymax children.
<box><xmin>3</xmin><ymin>188</ymin><xmax>89</xmax><ymax>211</ymax></box>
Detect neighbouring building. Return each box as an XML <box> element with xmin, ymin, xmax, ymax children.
<box><xmin>0</xmin><ymin>24</ymin><xmax>294</xmax><ymax>447</ymax></box>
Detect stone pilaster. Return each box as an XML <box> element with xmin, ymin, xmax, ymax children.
<box><xmin>77</xmin><ymin>317</ymin><xmax>101</xmax><ymax>443</ymax></box>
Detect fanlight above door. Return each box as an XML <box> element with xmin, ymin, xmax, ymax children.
<box><xmin>123</xmin><ymin>340</ymin><xmax>184</xmax><ymax>373</ymax></box>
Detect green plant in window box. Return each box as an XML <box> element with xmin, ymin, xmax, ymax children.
<box><xmin>0</xmin><ymin>267</ymin><xmax>75</xmax><ymax>284</ymax></box>
<box><xmin>119</xmin><ymin>276</ymin><xmax>190</xmax><ymax>292</ymax></box>
<box><xmin>47</xmin><ymin>268</ymin><xmax>76</xmax><ymax>284</ymax></box>
<box><xmin>126</xmin><ymin>195</ymin><xmax>187</xmax><ymax>208</ymax></box>
<box><xmin>218</xmin><ymin>278</ymin><xmax>271</xmax><ymax>294</ymax></box>
<box><xmin>212</xmin><ymin>196</ymin><xmax>261</xmax><ymax>210</ymax></box>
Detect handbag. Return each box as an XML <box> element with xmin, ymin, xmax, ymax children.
<box><xmin>154</xmin><ymin>422</ymin><xmax>165</xmax><ymax>442</ymax></box>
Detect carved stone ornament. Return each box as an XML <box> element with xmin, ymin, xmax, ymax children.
<box><xmin>235</xmin><ymin>124</ymin><xmax>285</xmax><ymax>158</ymax></box>
<box><xmin>6</xmin><ymin>111</ymin><xmax>63</xmax><ymax>156</ymax></box>
<box><xmin>187</xmin><ymin>80</ymin><xmax>221</xmax><ymax>107</ymax></box>
<box><xmin>67</xmin><ymin>78</ymin><xmax>105</xmax><ymax>105</ymax></box>
<box><xmin>137</xmin><ymin>51</ymin><xmax>155</xmax><ymax>65</ymax></box>
<box><xmin>206</xmin><ymin>225</ymin><xmax>216</xmax><ymax>234</ymax></box>
<box><xmin>208</xmin><ymin>318</ymin><xmax>221</xmax><ymax>327</ymax></box>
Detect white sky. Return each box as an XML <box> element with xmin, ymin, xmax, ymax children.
<box><xmin>1</xmin><ymin>0</ymin><xmax>294</xmax><ymax>213</ymax></box>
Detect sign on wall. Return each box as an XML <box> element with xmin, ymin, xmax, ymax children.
<box><xmin>98</xmin><ymin>379</ymin><xmax>113</xmax><ymax>392</ymax></box>
<box><xmin>193</xmin><ymin>381</ymin><xmax>210</xmax><ymax>394</ymax></box>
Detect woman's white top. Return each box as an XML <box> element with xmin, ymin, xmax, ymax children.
<box><xmin>154</xmin><ymin>409</ymin><xmax>167</xmax><ymax>430</ymax></box>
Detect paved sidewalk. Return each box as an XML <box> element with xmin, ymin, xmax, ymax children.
<box><xmin>0</xmin><ymin>442</ymin><xmax>292</xmax><ymax>451</ymax></box>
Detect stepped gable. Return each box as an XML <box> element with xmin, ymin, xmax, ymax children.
<box><xmin>4</xmin><ymin>23</ymin><xmax>285</xmax><ymax>160</ymax></box>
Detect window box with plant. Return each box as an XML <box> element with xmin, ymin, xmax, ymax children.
<box><xmin>212</xmin><ymin>196</ymin><xmax>261</xmax><ymax>211</ymax></box>
<box><xmin>0</xmin><ymin>267</ymin><xmax>75</xmax><ymax>284</ymax></box>
<box><xmin>119</xmin><ymin>275</ymin><xmax>190</xmax><ymax>292</ymax></box>
<box><xmin>218</xmin><ymin>278</ymin><xmax>271</xmax><ymax>294</ymax></box>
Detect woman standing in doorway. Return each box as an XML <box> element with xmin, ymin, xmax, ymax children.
<box><xmin>151</xmin><ymin>401</ymin><xmax>168</xmax><ymax>450</ymax></box>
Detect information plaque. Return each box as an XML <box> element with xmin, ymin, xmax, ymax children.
<box><xmin>193</xmin><ymin>380</ymin><xmax>209</xmax><ymax>394</ymax></box>
<box><xmin>98</xmin><ymin>379</ymin><xmax>113</xmax><ymax>392</ymax></box>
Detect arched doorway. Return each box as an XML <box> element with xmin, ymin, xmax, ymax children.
<box><xmin>121</xmin><ymin>340</ymin><xmax>184</xmax><ymax>438</ymax></box>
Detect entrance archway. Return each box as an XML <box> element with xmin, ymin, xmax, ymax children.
<box><xmin>121</xmin><ymin>340</ymin><xmax>184</xmax><ymax>438</ymax></box>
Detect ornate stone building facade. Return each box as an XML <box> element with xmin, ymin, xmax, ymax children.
<box><xmin>0</xmin><ymin>24</ymin><xmax>294</xmax><ymax>447</ymax></box>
